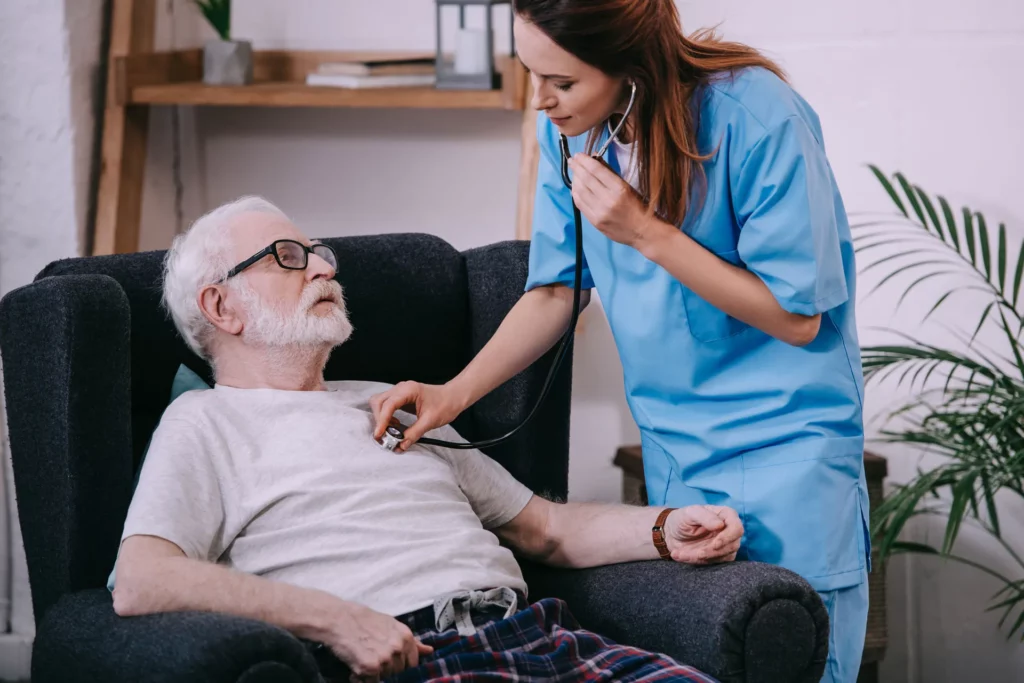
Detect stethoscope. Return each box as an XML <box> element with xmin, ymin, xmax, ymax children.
<box><xmin>379</xmin><ymin>82</ymin><xmax>638</xmax><ymax>452</ymax></box>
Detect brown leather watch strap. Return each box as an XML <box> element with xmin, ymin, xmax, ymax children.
<box><xmin>652</xmin><ymin>508</ymin><xmax>676</xmax><ymax>560</ymax></box>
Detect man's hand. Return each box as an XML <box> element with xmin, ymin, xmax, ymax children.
<box><xmin>325</xmin><ymin>602</ymin><xmax>433</xmax><ymax>683</ymax></box>
<box><xmin>665</xmin><ymin>505</ymin><xmax>744</xmax><ymax>564</ymax></box>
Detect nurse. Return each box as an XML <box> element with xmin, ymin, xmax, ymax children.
<box><xmin>371</xmin><ymin>1</ymin><xmax>869</xmax><ymax>680</ymax></box>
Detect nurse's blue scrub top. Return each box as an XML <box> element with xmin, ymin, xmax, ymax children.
<box><xmin>525</xmin><ymin>66</ymin><xmax>870</xmax><ymax>593</ymax></box>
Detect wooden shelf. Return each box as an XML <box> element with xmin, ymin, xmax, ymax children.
<box><xmin>128</xmin><ymin>82</ymin><xmax>512</xmax><ymax>109</ymax></box>
<box><xmin>114</xmin><ymin>49</ymin><xmax>528</xmax><ymax>110</ymax></box>
<box><xmin>94</xmin><ymin>0</ymin><xmax>538</xmax><ymax>259</ymax></box>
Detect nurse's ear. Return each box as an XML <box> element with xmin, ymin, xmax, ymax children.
<box><xmin>197</xmin><ymin>283</ymin><xmax>244</xmax><ymax>337</ymax></box>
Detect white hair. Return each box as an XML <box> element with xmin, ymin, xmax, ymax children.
<box><xmin>162</xmin><ymin>195</ymin><xmax>290</xmax><ymax>359</ymax></box>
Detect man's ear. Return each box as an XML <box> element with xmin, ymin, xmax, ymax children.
<box><xmin>197</xmin><ymin>284</ymin><xmax>244</xmax><ymax>336</ymax></box>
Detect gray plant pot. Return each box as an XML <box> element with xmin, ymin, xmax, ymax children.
<box><xmin>203</xmin><ymin>39</ymin><xmax>253</xmax><ymax>86</ymax></box>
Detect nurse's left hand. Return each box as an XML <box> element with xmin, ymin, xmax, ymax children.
<box><xmin>568</xmin><ymin>154</ymin><xmax>651</xmax><ymax>248</ymax></box>
<box><xmin>666</xmin><ymin>505</ymin><xmax>744</xmax><ymax>564</ymax></box>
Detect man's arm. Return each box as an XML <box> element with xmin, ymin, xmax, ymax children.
<box><xmin>494</xmin><ymin>496</ymin><xmax>743</xmax><ymax>569</ymax></box>
<box><xmin>113</xmin><ymin>535</ymin><xmax>339</xmax><ymax>634</ymax></box>
<box><xmin>114</xmin><ymin>535</ymin><xmax>432</xmax><ymax>679</ymax></box>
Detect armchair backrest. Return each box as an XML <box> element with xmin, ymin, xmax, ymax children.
<box><xmin>0</xmin><ymin>233</ymin><xmax>572</xmax><ymax>623</ymax></box>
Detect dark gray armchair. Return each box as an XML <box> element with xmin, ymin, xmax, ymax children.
<box><xmin>0</xmin><ymin>233</ymin><xmax>828</xmax><ymax>683</ymax></box>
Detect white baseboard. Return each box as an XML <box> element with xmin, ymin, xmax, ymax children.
<box><xmin>0</xmin><ymin>633</ymin><xmax>32</xmax><ymax>682</ymax></box>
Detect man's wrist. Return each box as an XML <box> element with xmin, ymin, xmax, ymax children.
<box><xmin>299</xmin><ymin>592</ymin><xmax>349</xmax><ymax>643</ymax></box>
<box><xmin>651</xmin><ymin>507</ymin><xmax>677</xmax><ymax>560</ymax></box>
<box><xmin>664</xmin><ymin>508</ymin><xmax>684</xmax><ymax>555</ymax></box>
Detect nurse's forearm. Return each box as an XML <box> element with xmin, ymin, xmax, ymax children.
<box><xmin>447</xmin><ymin>285</ymin><xmax>590</xmax><ymax>410</ymax></box>
<box><xmin>635</xmin><ymin>218</ymin><xmax>820</xmax><ymax>346</ymax></box>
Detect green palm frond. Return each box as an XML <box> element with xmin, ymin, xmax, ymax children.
<box><xmin>193</xmin><ymin>0</ymin><xmax>231</xmax><ymax>40</ymax></box>
<box><xmin>858</xmin><ymin>166</ymin><xmax>1024</xmax><ymax>640</ymax></box>
<box><xmin>854</xmin><ymin>165</ymin><xmax>1023</xmax><ymax>329</ymax></box>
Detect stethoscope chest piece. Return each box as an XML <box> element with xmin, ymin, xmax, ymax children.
<box><xmin>379</xmin><ymin>425</ymin><xmax>405</xmax><ymax>452</ymax></box>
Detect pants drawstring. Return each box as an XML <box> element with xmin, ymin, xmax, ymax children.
<box><xmin>432</xmin><ymin>587</ymin><xmax>519</xmax><ymax>636</ymax></box>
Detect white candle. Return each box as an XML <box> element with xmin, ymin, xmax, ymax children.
<box><xmin>454</xmin><ymin>28</ymin><xmax>489</xmax><ymax>74</ymax></box>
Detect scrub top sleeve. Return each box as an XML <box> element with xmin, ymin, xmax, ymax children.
<box><xmin>524</xmin><ymin>115</ymin><xmax>596</xmax><ymax>292</ymax></box>
<box><xmin>734</xmin><ymin>115</ymin><xmax>848</xmax><ymax>316</ymax></box>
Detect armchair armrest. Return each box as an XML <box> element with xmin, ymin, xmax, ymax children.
<box><xmin>32</xmin><ymin>589</ymin><xmax>322</xmax><ymax>683</ymax></box>
<box><xmin>520</xmin><ymin>559</ymin><xmax>829</xmax><ymax>683</ymax></box>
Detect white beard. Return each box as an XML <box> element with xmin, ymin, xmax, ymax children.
<box><xmin>235</xmin><ymin>278</ymin><xmax>354</xmax><ymax>350</ymax></box>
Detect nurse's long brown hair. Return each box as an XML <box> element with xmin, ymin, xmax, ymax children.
<box><xmin>513</xmin><ymin>0</ymin><xmax>786</xmax><ymax>228</ymax></box>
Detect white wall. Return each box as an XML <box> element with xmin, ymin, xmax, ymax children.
<box><xmin>104</xmin><ymin>0</ymin><xmax>1024</xmax><ymax>681</ymax></box>
<box><xmin>0</xmin><ymin>0</ymin><xmax>106</xmax><ymax>678</ymax></box>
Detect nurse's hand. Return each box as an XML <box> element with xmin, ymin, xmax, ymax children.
<box><xmin>369</xmin><ymin>381</ymin><xmax>464</xmax><ymax>451</ymax></box>
<box><xmin>568</xmin><ymin>154</ymin><xmax>650</xmax><ymax>248</ymax></box>
<box><xmin>666</xmin><ymin>505</ymin><xmax>744</xmax><ymax>564</ymax></box>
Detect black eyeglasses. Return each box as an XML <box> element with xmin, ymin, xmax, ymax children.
<box><xmin>221</xmin><ymin>239</ymin><xmax>339</xmax><ymax>281</ymax></box>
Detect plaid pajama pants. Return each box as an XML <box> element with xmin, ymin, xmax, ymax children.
<box><xmin>385</xmin><ymin>597</ymin><xmax>718</xmax><ymax>683</ymax></box>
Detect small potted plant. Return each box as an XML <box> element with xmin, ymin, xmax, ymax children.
<box><xmin>194</xmin><ymin>0</ymin><xmax>252</xmax><ymax>86</ymax></box>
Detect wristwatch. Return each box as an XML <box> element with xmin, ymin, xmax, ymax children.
<box><xmin>652</xmin><ymin>508</ymin><xmax>676</xmax><ymax>560</ymax></box>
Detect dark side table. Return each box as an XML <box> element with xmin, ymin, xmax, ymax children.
<box><xmin>612</xmin><ymin>445</ymin><xmax>888</xmax><ymax>683</ymax></box>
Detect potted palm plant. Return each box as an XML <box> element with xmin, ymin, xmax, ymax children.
<box><xmin>194</xmin><ymin>0</ymin><xmax>252</xmax><ymax>85</ymax></box>
<box><xmin>856</xmin><ymin>168</ymin><xmax>1024</xmax><ymax>640</ymax></box>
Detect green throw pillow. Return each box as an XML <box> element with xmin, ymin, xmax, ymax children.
<box><xmin>106</xmin><ymin>364</ymin><xmax>212</xmax><ymax>591</ymax></box>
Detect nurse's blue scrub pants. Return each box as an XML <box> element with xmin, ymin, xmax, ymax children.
<box><xmin>817</xmin><ymin>569</ymin><xmax>869</xmax><ymax>683</ymax></box>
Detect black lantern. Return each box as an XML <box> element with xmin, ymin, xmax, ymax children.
<box><xmin>434</xmin><ymin>0</ymin><xmax>514</xmax><ymax>90</ymax></box>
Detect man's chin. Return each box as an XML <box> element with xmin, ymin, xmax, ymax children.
<box><xmin>243</xmin><ymin>317</ymin><xmax>352</xmax><ymax>351</ymax></box>
<box><xmin>325</xmin><ymin>327</ymin><xmax>353</xmax><ymax>348</ymax></box>
<box><xmin>316</xmin><ymin>313</ymin><xmax>354</xmax><ymax>348</ymax></box>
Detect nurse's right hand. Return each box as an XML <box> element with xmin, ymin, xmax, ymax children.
<box><xmin>370</xmin><ymin>381</ymin><xmax>465</xmax><ymax>451</ymax></box>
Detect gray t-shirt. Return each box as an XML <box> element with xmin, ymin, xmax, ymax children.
<box><xmin>120</xmin><ymin>381</ymin><xmax>534</xmax><ymax>616</ymax></box>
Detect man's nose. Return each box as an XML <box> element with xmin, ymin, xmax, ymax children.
<box><xmin>307</xmin><ymin>253</ymin><xmax>336</xmax><ymax>280</ymax></box>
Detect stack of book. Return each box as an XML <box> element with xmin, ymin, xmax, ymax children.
<box><xmin>306</xmin><ymin>55</ymin><xmax>436</xmax><ymax>89</ymax></box>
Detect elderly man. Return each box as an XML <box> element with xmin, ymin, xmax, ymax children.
<box><xmin>113</xmin><ymin>196</ymin><xmax>744</xmax><ymax>683</ymax></box>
